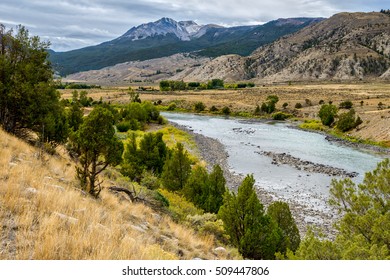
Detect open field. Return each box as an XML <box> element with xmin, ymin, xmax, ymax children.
<box><xmin>60</xmin><ymin>82</ymin><xmax>390</xmax><ymax>143</ymax></box>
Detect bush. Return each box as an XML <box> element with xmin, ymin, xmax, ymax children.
<box><xmin>194</xmin><ymin>102</ymin><xmax>206</xmax><ymax>112</ymax></box>
<box><xmin>167</xmin><ymin>103</ymin><xmax>177</xmax><ymax>111</ymax></box>
<box><xmin>295</xmin><ymin>103</ymin><xmax>303</xmax><ymax>109</ymax></box>
<box><xmin>282</xmin><ymin>103</ymin><xmax>289</xmax><ymax>109</ymax></box>
<box><xmin>116</xmin><ymin>121</ymin><xmax>131</xmax><ymax>132</ymax></box>
<box><xmin>339</xmin><ymin>100</ymin><xmax>353</xmax><ymax>109</ymax></box>
<box><xmin>187</xmin><ymin>213</ymin><xmax>228</xmax><ymax>243</ymax></box>
<box><xmin>188</xmin><ymin>82</ymin><xmax>200</xmax><ymax>88</ymax></box>
<box><xmin>207</xmin><ymin>79</ymin><xmax>224</xmax><ymax>89</ymax></box>
<box><xmin>210</xmin><ymin>105</ymin><xmax>219</xmax><ymax>112</ymax></box>
<box><xmin>318</xmin><ymin>104</ymin><xmax>338</xmax><ymax>126</ymax></box>
<box><xmin>140</xmin><ymin>170</ymin><xmax>161</xmax><ymax>190</ymax></box>
<box><xmin>222</xmin><ymin>106</ymin><xmax>231</xmax><ymax>115</ymax></box>
<box><xmin>272</xmin><ymin>112</ymin><xmax>292</xmax><ymax>121</ymax></box>
<box><xmin>337</xmin><ymin>109</ymin><xmax>362</xmax><ymax>132</ymax></box>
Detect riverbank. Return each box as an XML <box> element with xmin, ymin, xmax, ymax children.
<box><xmin>169</xmin><ymin>121</ymin><xmax>338</xmax><ymax>238</ymax></box>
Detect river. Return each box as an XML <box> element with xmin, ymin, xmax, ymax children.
<box><xmin>162</xmin><ymin>112</ymin><xmax>388</xmax><ymax>234</ymax></box>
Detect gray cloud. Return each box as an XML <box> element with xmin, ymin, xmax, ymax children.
<box><xmin>0</xmin><ymin>0</ymin><xmax>387</xmax><ymax>51</ymax></box>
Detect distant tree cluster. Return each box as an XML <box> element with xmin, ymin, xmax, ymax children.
<box><xmin>55</xmin><ymin>82</ymin><xmax>101</xmax><ymax>89</ymax></box>
<box><xmin>260</xmin><ymin>95</ymin><xmax>279</xmax><ymax>114</ymax></box>
<box><xmin>380</xmin><ymin>9</ymin><xmax>390</xmax><ymax>15</ymax></box>
<box><xmin>159</xmin><ymin>79</ymin><xmax>226</xmax><ymax>91</ymax></box>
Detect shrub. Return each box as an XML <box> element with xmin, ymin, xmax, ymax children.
<box><xmin>167</xmin><ymin>103</ymin><xmax>177</xmax><ymax>111</ymax></box>
<box><xmin>272</xmin><ymin>112</ymin><xmax>292</xmax><ymax>121</ymax></box>
<box><xmin>194</xmin><ymin>102</ymin><xmax>206</xmax><ymax>112</ymax></box>
<box><xmin>337</xmin><ymin>109</ymin><xmax>362</xmax><ymax>132</ymax></box>
<box><xmin>339</xmin><ymin>100</ymin><xmax>353</xmax><ymax>109</ymax></box>
<box><xmin>318</xmin><ymin>104</ymin><xmax>338</xmax><ymax>126</ymax></box>
<box><xmin>116</xmin><ymin>121</ymin><xmax>131</xmax><ymax>132</ymax></box>
<box><xmin>207</xmin><ymin>79</ymin><xmax>224</xmax><ymax>89</ymax></box>
<box><xmin>222</xmin><ymin>106</ymin><xmax>231</xmax><ymax>115</ymax></box>
<box><xmin>282</xmin><ymin>102</ymin><xmax>289</xmax><ymax>109</ymax></box>
<box><xmin>210</xmin><ymin>105</ymin><xmax>219</xmax><ymax>112</ymax></box>
<box><xmin>295</xmin><ymin>103</ymin><xmax>303</xmax><ymax>109</ymax></box>
<box><xmin>140</xmin><ymin>170</ymin><xmax>161</xmax><ymax>190</ymax></box>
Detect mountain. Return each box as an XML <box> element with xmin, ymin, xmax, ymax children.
<box><xmin>49</xmin><ymin>17</ymin><xmax>321</xmax><ymax>76</ymax></box>
<box><xmin>175</xmin><ymin>12</ymin><xmax>390</xmax><ymax>82</ymax></box>
<box><xmin>118</xmin><ymin>17</ymin><xmax>205</xmax><ymax>41</ymax></box>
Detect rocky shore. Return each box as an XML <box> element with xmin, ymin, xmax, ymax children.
<box><xmin>169</xmin><ymin>122</ymin><xmax>338</xmax><ymax>238</ymax></box>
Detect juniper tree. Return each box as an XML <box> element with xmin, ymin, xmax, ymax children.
<box><xmin>71</xmin><ymin>107</ymin><xmax>123</xmax><ymax>197</ymax></box>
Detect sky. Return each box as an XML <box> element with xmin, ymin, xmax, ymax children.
<box><xmin>0</xmin><ymin>0</ymin><xmax>387</xmax><ymax>51</ymax></box>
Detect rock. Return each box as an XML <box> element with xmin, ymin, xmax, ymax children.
<box><xmin>25</xmin><ymin>187</ymin><xmax>38</xmax><ymax>195</ymax></box>
<box><xmin>213</xmin><ymin>247</ymin><xmax>227</xmax><ymax>254</ymax></box>
<box><xmin>47</xmin><ymin>184</ymin><xmax>65</xmax><ymax>192</ymax></box>
<box><xmin>53</xmin><ymin>212</ymin><xmax>78</xmax><ymax>224</ymax></box>
<box><xmin>130</xmin><ymin>225</ymin><xmax>146</xmax><ymax>233</ymax></box>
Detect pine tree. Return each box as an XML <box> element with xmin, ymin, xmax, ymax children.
<box><xmin>161</xmin><ymin>143</ymin><xmax>191</xmax><ymax>191</ymax></box>
<box><xmin>267</xmin><ymin>201</ymin><xmax>301</xmax><ymax>253</ymax></box>
<box><xmin>219</xmin><ymin>174</ymin><xmax>281</xmax><ymax>259</ymax></box>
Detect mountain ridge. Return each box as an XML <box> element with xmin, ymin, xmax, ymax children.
<box><xmin>171</xmin><ymin>12</ymin><xmax>390</xmax><ymax>82</ymax></box>
<box><xmin>50</xmin><ymin>17</ymin><xmax>321</xmax><ymax>76</ymax></box>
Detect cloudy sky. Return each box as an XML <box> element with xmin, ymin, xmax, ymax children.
<box><xmin>0</xmin><ymin>0</ymin><xmax>387</xmax><ymax>51</ymax></box>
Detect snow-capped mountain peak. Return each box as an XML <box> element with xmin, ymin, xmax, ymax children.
<box><xmin>121</xmin><ymin>18</ymin><xmax>204</xmax><ymax>41</ymax></box>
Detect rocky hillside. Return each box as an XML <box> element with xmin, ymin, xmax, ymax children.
<box><xmin>65</xmin><ymin>53</ymin><xmax>211</xmax><ymax>85</ymax></box>
<box><xmin>176</xmin><ymin>12</ymin><xmax>390</xmax><ymax>82</ymax></box>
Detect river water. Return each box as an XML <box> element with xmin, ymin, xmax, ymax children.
<box><xmin>163</xmin><ymin>112</ymin><xmax>387</xmax><ymax>230</ymax></box>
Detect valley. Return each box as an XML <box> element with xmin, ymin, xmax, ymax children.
<box><xmin>60</xmin><ymin>82</ymin><xmax>390</xmax><ymax>144</ymax></box>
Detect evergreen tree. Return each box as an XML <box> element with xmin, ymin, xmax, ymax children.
<box><xmin>183</xmin><ymin>164</ymin><xmax>209</xmax><ymax>207</ymax></box>
<box><xmin>71</xmin><ymin>107</ymin><xmax>123</xmax><ymax>197</ymax></box>
<box><xmin>183</xmin><ymin>164</ymin><xmax>227</xmax><ymax>213</ymax></box>
<box><xmin>0</xmin><ymin>25</ymin><xmax>68</xmax><ymax>143</ymax></box>
<box><xmin>267</xmin><ymin>201</ymin><xmax>301</xmax><ymax>253</ymax></box>
<box><xmin>161</xmin><ymin>142</ymin><xmax>191</xmax><ymax>191</ymax></box>
<box><xmin>206</xmin><ymin>164</ymin><xmax>227</xmax><ymax>213</ymax></box>
<box><xmin>219</xmin><ymin>174</ymin><xmax>281</xmax><ymax>259</ymax></box>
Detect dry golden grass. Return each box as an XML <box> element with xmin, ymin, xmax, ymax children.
<box><xmin>0</xmin><ymin>129</ymin><xmax>236</xmax><ymax>260</ymax></box>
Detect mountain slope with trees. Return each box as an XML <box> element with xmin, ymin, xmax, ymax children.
<box><xmin>49</xmin><ymin>17</ymin><xmax>321</xmax><ymax>76</ymax></box>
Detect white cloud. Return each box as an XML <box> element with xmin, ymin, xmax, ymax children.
<box><xmin>0</xmin><ymin>0</ymin><xmax>387</xmax><ymax>51</ymax></box>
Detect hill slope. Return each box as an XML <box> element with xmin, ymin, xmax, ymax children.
<box><xmin>178</xmin><ymin>12</ymin><xmax>390</xmax><ymax>82</ymax></box>
<box><xmin>50</xmin><ymin>17</ymin><xmax>321</xmax><ymax>76</ymax></box>
<box><xmin>0</xmin><ymin>129</ymin><xmax>237</xmax><ymax>260</ymax></box>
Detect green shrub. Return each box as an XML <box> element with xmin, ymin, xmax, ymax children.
<box><xmin>194</xmin><ymin>102</ymin><xmax>206</xmax><ymax>112</ymax></box>
<box><xmin>339</xmin><ymin>100</ymin><xmax>353</xmax><ymax>109</ymax></box>
<box><xmin>318</xmin><ymin>104</ymin><xmax>338</xmax><ymax>126</ymax></box>
<box><xmin>167</xmin><ymin>102</ymin><xmax>177</xmax><ymax>111</ymax></box>
<box><xmin>295</xmin><ymin>103</ymin><xmax>303</xmax><ymax>109</ymax></box>
<box><xmin>187</xmin><ymin>213</ymin><xmax>228</xmax><ymax>243</ymax></box>
<box><xmin>141</xmin><ymin>170</ymin><xmax>161</xmax><ymax>190</ymax></box>
<box><xmin>210</xmin><ymin>105</ymin><xmax>219</xmax><ymax>112</ymax></box>
<box><xmin>337</xmin><ymin>109</ymin><xmax>362</xmax><ymax>132</ymax></box>
<box><xmin>222</xmin><ymin>106</ymin><xmax>231</xmax><ymax>115</ymax></box>
<box><xmin>116</xmin><ymin>121</ymin><xmax>131</xmax><ymax>132</ymax></box>
<box><xmin>272</xmin><ymin>112</ymin><xmax>292</xmax><ymax>121</ymax></box>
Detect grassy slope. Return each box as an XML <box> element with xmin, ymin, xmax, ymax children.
<box><xmin>0</xmin><ymin>129</ymin><xmax>237</xmax><ymax>260</ymax></box>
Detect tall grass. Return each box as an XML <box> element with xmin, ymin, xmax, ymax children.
<box><xmin>0</xmin><ymin>129</ymin><xmax>234</xmax><ymax>260</ymax></box>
